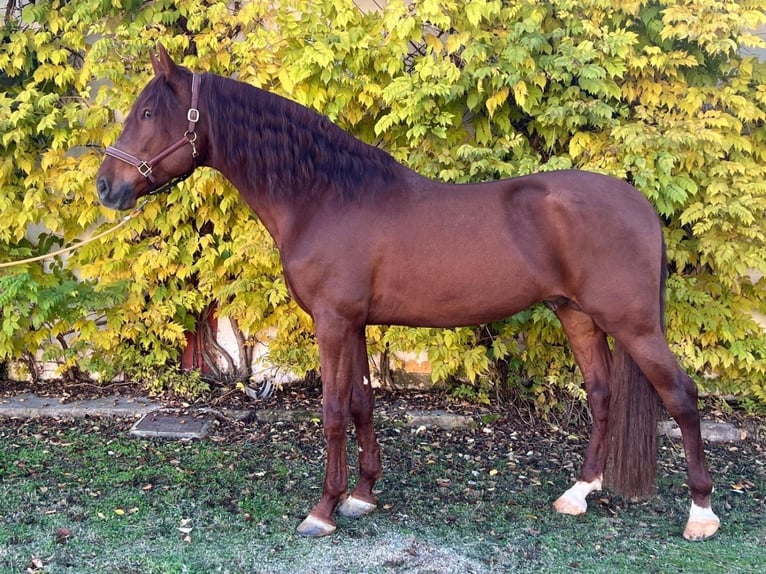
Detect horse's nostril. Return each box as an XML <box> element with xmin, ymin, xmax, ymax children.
<box><xmin>97</xmin><ymin>177</ymin><xmax>110</xmax><ymax>200</ymax></box>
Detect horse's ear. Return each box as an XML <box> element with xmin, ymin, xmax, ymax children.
<box><xmin>150</xmin><ymin>44</ymin><xmax>177</xmax><ymax>79</ymax></box>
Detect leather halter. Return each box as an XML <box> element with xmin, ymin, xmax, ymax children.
<box><xmin>105</xmin><ymin>73</ymin><xmax>201</xmax><ymax>194</ymax></box>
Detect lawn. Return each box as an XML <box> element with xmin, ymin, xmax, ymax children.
<box><xmin>0</xmin><ymin>395</ymin><xmax>764</xmax><ymax>573</ymax></box>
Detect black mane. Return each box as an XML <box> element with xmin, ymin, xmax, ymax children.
<box><xmin>200</xmin><ymin>73</ymin><xmax>405</xmax><ymax>202</ymax></box>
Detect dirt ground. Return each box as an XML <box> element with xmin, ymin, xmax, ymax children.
<box><xmin>2</xmin><ymin>375</ymin><xmax>764</xmax><ymax>478</ymax></box>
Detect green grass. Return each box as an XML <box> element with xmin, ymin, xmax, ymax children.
<box><xmin>0</xmin><ymin>416</ymin><xmax>764</xmax><ymax>573</ymax></box>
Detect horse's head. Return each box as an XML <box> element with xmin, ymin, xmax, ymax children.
<box><xmin>97</xmin><ymin>45</ymin><xmax>202</xmax><ymax>210</ymax></box>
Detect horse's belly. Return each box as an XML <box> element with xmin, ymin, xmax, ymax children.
<box><xmin>367</xmin><ymin>254</ymin><xmax>542</xmax><ymax>328</ymax></box>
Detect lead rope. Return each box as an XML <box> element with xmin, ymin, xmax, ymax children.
<box><xmin>0</xmin><ymin>197</ymin><xmax>150</xmax><ymax>269</ymax></box>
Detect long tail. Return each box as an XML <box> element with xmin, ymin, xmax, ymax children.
<box><xmin>603</xmin><ymin>243</ymin><xmax>666</xmax><ymax>499</ymax></box>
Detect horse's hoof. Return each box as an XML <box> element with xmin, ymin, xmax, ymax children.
<box><xmin>296</xmin><ymin>514</ymin><xmax>336</xmax><ymax>537</ymax></box>
<box><xmin>683</xmin><ymin>503</ymin><xmax>720</xmax><ymax>541</ymax></box>
<box><xmin>338</xmin><ymin>495</ymin><xmax>377</xmax><ymax>519</ymax></box>
<box><xmin>683</xmin><ymin>519</ymin><xmax>720</xmax><ymax>541</ymax></box>
<box><xmin>552</xmin><ymin>479</ymin><xmax>599</xmax><ymax>516</ymax></box>
<box><xmin>553</xmin><ymin>494</ymin><xmax>587</xmax><ymax>516</ymax></box>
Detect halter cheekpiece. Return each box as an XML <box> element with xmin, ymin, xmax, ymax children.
<box><xmin>105</xmin><ymin>73</ymin><xmax>201</xmax><ymax>195</ymax></box>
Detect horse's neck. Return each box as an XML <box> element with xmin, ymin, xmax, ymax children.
<box><xmin>208</xmin><ymin>155</ymin><xmax>431</xmax><ymax>250</ymax></box>
<box><xmin>215</xmin><ymin>165</ymin><xmax>298</xmax><ymax>249</ymax></box>
<box><xmin>199</xmin><ymin>77</ymin><xmax>427</xmax><ymax>246</ymax></box>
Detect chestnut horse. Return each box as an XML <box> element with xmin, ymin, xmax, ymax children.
<box><xmin>96</xmin><ymin>46</ymin><xmax>719</xmax><ymax>540</ymax></box>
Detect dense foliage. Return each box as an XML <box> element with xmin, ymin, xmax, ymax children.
<box><xmin>1</xmin><ymin>0</ymin><xmax>765</xmax><ymax>406</ymax></box>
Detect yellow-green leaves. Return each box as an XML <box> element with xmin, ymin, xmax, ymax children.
<box><xmin>661</xmin><ymin>0</ymin><xmax>766</xmax><ymax>56</ymax></box>
<box><xmin>1</xmin><ymin>0</ymin><xmax>765</xmax><ymax>405</ymax></box>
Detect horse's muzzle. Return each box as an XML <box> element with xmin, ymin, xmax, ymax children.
<box><xmin>97</xmin><ymin>176</ymin><xmax>137</xmax><ymax>211</ymax></box>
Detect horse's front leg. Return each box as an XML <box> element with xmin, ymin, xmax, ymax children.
<box><xmin>338</xmin><ymin>334</ymin><xmax>381</xmax><ymax>518</ymax></box>
<box><xmin>296</xmin><ymin>317</ymin><xmax>369</xmax><ymax>537</ymax></box>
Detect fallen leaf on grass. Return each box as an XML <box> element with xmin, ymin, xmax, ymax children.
<box><xmin>27</xmin><ymin>555</ymin><xmax>48</xmax><ymax>573</ymax></box>
<box><xmin>54</xmin><ymin>527</ymin><xmax>72</xmax><ymax>544</ymax></box>
<box><xmin>729</xmin><ymin>480</ymin><xmax>754</xmax><ymax>493</ymax></box>
<box><xmin>178</xmin><ymin>526</ymin><xmax>193</xmax><ymax>542</ymax></box>
<box><xmin>178</xmin><ymin>517</ymin><xmax>194</xmax><ymax>542</ymax></box>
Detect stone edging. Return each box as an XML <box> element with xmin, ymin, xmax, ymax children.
<box><xmin>0</xmin><ymin>393</ymin><xmax>748</xmax><ymax>442</ymax></box>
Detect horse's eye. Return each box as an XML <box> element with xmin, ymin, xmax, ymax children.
<box><xmin>142</xmin><ymin>109</ymin><xmax>153</xmax><ymax>120</ymax></box>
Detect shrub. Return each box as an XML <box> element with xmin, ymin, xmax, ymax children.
<box><xmin>1</xmin><ymin>0</ymin><xmax>764</xmax><ymax>407</ymax></box>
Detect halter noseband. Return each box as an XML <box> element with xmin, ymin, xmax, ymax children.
<box><xmin>105</xmin><ymin>73</ymin><xmax>201</xmax><ymax>195</ymax></box>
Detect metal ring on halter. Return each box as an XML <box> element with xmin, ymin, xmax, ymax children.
<box><xmin>185</xmin><ymin>131</ymin><xmax>198</xmax><ymax>158</ymax></box>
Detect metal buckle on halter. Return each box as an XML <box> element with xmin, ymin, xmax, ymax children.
<box><xmin>137</xmin><ymin>161</ymin><xmax>153</xmax><ymax>178</ymax></box>
<box><xmin>187</xmin><ymin>108</ymin><xmax>200</xmax><ymax>123</ymax></box>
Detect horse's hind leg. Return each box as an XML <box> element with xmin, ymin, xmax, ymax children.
<box><xmin>552</xmin><ymin>304</ymin><xmax>612</xmax><ymax>515</ymax></box>
<box><xmin>618</xmin><ymin>332</ymin><xmax>718</xmax><ymax>540</ymax></box>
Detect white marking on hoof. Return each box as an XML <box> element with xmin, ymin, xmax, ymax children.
<box><xmin>683</xmin><ymin>503</ymin><xmax>720</xmax><ymax>541</ymax></box>
<box><xmin>338</xmin><ymin>495</ymin><xmax>377</xmax><ymax>519</ymax></box>
<box><xmin>553</xmin><ymin>477</ymin><xmax>602</xmax><ymax>516</ymax></box>
<box><xmin>296</xmin><ymin>514</ymin><xmax>336</xmax><ymax>537</ymax></box>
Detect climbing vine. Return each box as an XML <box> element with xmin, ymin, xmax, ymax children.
<box><xmin>1</xmin><ymin>0</ymin><xmax>765</xmax><ymax>406</ymax></box>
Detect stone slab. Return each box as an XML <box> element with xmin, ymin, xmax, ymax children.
<box><xmin>0</xmin><ymin>393</ymin><xmax>159</xmax><ymax>419</ymax></box>
<box><xmin>251</xmin><ymin>409</ymin><xmax>476</xmax><ymax>430</ymax></box>
<box><xmin>405</xmin><ymin>410</ymin><xmax>475</xmax><ymax>430</ymax></box>
<box><xmin>130</xmin><ymin>410</ymin><xmax>214</xmax><ymax>439</ymax></box>
<box><xmin>253</xmin><ymin>408</ymin><xmax>319</xmax><ymax>423</ymax></box>
<box><xmin>658</xmin><ymin>419</ymin><xmax>745</xmax><ymax>442</ymax></box>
